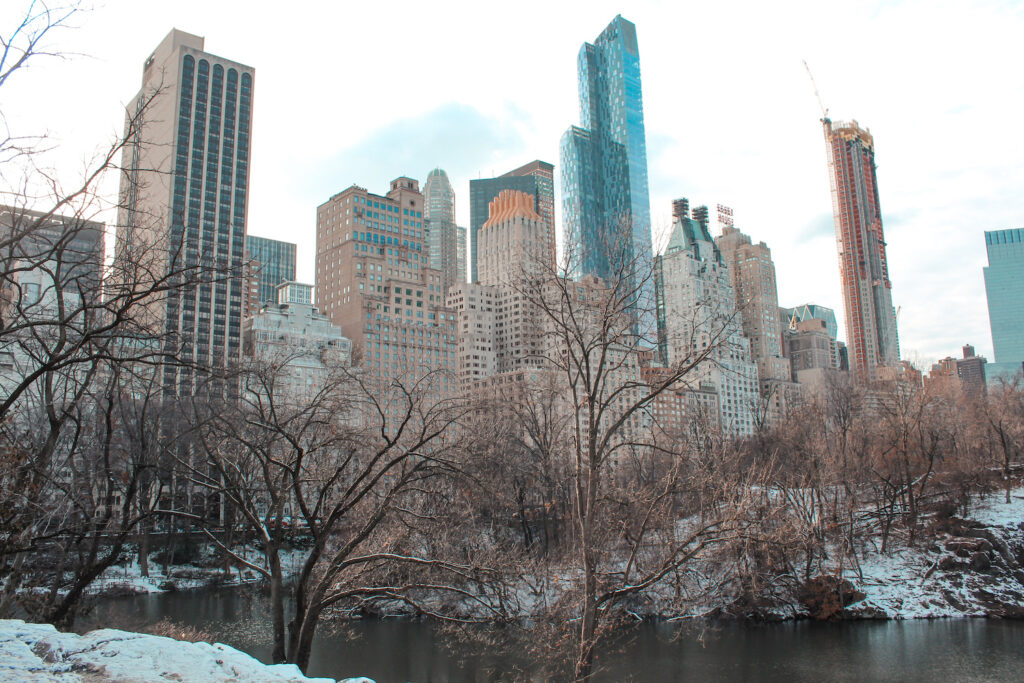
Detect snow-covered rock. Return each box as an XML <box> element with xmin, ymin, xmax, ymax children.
<box><xmin>0</xmin><ymin>619</ymin><xmax>374</xmax><ymax>683</ymax></box>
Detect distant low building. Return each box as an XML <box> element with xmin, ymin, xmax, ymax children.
<box><xmin>926</xmin><ymin>344</ymin><xmax>987</xmax><ymax>397</ymax></box>
<box><xmin>243</xmin><ymin>282</ymin><xmax>351</xmax><ymax>402</ymax></box>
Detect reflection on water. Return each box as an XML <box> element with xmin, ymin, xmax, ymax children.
<box><xmin>81</xmin><ymin>587</ymin><xmax>1024</xmax><ymax>682</ymax></box>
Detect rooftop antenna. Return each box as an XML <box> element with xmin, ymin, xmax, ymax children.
<box><xmin>802</xmin><ymin>60</ymin><xmax>829</xmax><ymax>121</ymax></box>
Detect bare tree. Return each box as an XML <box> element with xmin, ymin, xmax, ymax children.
<box><xmin>982</xmin><ymin>376</ymin><xmax>1024</xmax><ymax>504</ymax></box>
<box><xmin>511</xmin><ymin>231</ymin><xmax>757</xmax><ymax>681</ymax></box>
<box><xmin>0</xmin><ymin>1</ymin><xmax>245</xmax><ymax>621</ymax></box>
<box><xmin>178</xmin><ymin>356</ymin><xmax>505</xmax><ymax>672</ymax></box>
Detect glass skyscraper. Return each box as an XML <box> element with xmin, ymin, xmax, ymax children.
<box><xmin>984</xmin><ymin>228</ymin><xmax>1024</xmax><ymax>378</ymax></box>
<box><xmin>245</xmin><ymin>235</ymin><xmax>296</xmax><ymax>307</ymax></box>
<box><xmin>423</xmin><ymin>168</ymin><xmax>465</xmax><ymax>294</ymax></box>
<box><xmin>560</xmin><ymin>15</ymin><xmax>653</xmax><ymax>330</ymax></box>
<box><xmin>781</xmin><ymin>304</ymin><xmax>839</xmax><ymax>341</ymax></box>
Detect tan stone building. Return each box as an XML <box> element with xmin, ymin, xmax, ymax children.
<box><xmin>448</xmin><ymin>189</ymin><xmax>553</xmax><ymax>388</ymax></box>
<box><xmin>315</xmin><ymin>178</ymin><xmax>457</xmax><ymax>390</ymax></box>
<box><xmin>715</xmin><ymin>218</ymin><xmax>799</xmax><ymax>423</ymax></box>
<box><xmin>116</xmin><ymin>29</ymin><xmax>254</xmax><ymax>395</ymax></box>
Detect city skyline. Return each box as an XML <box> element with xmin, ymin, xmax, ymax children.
<box><xmin>3</xmin><ymin>1</ymin><xmax>1021</xmax><ymax>367</ymax></box>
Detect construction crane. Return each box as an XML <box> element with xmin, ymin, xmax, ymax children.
<box><xmin>803</xmin><ymin>60</ymin><xmax>829</xmax><ymax>122</ymax></box>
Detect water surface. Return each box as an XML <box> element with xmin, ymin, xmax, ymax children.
<box><xmin>81</xmin><ymin>587</ymin><xmax>1024</xmax><ymax>682</ymax></box>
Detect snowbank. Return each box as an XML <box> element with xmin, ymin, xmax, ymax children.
<box><xmin>0</xmin><ymin>619</ymin><xmax>374</xmax><ymax>683</ymax></box>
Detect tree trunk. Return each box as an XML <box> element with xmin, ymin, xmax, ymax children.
<box><xmin>575</xmin><ymin>586</ymin><xmax>598</xmax><ymax>681</ymax></box>
<box><xmin>139</xmin><ymin>528</ymin><xmax>150</xmax><ymax>578</ymax></box>
<box><xmin>293</xmin><ymin>608</ymin><xmax>321</xmax><ymax>674</ymax></box>
<box><xmin>268</xmin><ymin>547</ymin><xmax>286</xmax><ymax>663</ymax></box>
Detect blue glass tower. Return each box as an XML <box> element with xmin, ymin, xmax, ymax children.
<box><xmin>984</xmin><ymin>228</ymin><xmax>1024</xmax><ymax>378</ymax></box>
<box><xmin>560</xmin><ymin>16</ymin><xmax>653</xmax><ymax>331</ymax></box>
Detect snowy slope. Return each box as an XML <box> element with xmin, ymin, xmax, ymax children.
<box><xmin>847</xmin><ymin>490</ymin><xmax>1024</xmax><ymax>619</ymax></box>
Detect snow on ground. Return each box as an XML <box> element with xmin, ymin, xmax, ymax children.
<box><xmin>847</xmin><ymin>488</ymin><xmax>1024</xmax><ymax>619</ymax></box>
<box><xmin>88</xmin><ymin>546</ymin><xmax>307</xmax><ymax>597</ymax></box>
<box><xmin>0</xmin><ymin>619</ymin><xmax>374</xmax><ymax>683</ymax></box>
<box><xmin>967</xmin><ymin>490</ymin><xmax>1024</xmax><ymax>529</ymax></box>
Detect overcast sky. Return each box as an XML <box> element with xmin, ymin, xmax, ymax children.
<box><xmin>3</xmin><ymin>0</ymin><xmax>1022</xmax><ymax>367</ymax></box>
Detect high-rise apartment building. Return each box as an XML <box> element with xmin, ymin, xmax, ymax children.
<box><xmin>786</xmin><ymin>319</ymin><xmax>835</xmax><ymax>375</ymax></box>
<box><xmin>116</xmin><ymin>29</ymin><xmax>253</xmax><ymax>395</ymax></box>
<box><xmin>782</xmin><ymin>303</ymin><xmax>847</xmax><ymax>371</ymax></box>
<box><xmin>656</xmin><ymin>199</ymin><xmax>759</xmax><ymax>436</ymax></box>
<box><xmin>782</xmin><ymin>303</ymin><xmax>839</xmax><ymax>341</ymax></box>
<box><xmin>715</xmin><ymin>217</ymin><xmax>797</xmax><ymax>422</ymax></box>
<box><xmin>448</xmin><ymin>190</ymin><xmax>551</xmax><ymax>386</ymax></box>
<box><xmin>423</xmin><ymin>169</ymin><xmax>466</xmax><ymax>295</ymax></box>
<box><xmin>715</xmin><ymin>221</ymin><xmax>791</xmax><ymax>383</ymax></box>
<box><xmin>983</xmin><ymin>228</ymin><xmax>1024</xmax><ymax>380</ymax></box>
<box><xmin>823</xmin><ymin>119</ymin><xmax>900</xmax><ymax>385</ymax></box>
<box><xmin>315</xmin><ymin>178</ymin><xmax>457</xmax><ymax>388</ymax></box>
<box><xmin>560</xmin><ymin>15</ymin><xmax>653</xmax><ymax>333</ymax></box>
<box><xmin>0</xmin><ymin>206</ymin><xmax>104</xmax><ymax>394</ymax></box>
<box><xmin>469</xmin><ymin>160</ymin><xmax>554</xmax><ymax>283</ymax></box>
<box><xmin>245</xmin><ymin>235</ymin><xmax>296</xmax><ymax>310</ymax></box>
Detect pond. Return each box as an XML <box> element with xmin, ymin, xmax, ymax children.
<box><xmin>80</xmin><ymin>586</ymin><xmax>1024</xmax><ymax>682</ymax></box>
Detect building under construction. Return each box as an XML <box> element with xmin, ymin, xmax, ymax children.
<box><xmin>823</xmin><ymin>118</ymin><xmax>900</xmax><ymax>385</ymax></box>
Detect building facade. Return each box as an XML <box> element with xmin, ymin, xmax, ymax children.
<box><xmin>0</xmin><ymin>206</ymin><xmax>104</xmax><ymax>395</ymax></box>
<box><xmin>314</xmin><ymin>178</ymin><xmax>457</xmax><ymax>389</ymax></box>
<box><xmin>715</xmin><ymin>223</ymin><xmax>792</xmax><ymax>382</ymax></box>
<box><xmin>468</xmin><ymin>160</ymin><xmax>554</xmax><ymax>283</ymax></box>
<box><xmin>823</xmin><ymin>119</ymin><xmax>900</xmax><ymax>385</ymax></box>
<box><xmin>116</xmin><ymin>29</ymin><xmax>254</xmax><ymax>395</ymax></box>
<box><xmin>245</xmin><ymin>235</ymin><xmax>296</xmax><ymax>310</ymax></box>
<box><xmin>243</xmin><ymin>282</ymin><xmax>351</xmax><ymax>402</ymax></box>
<box><xmin>983</xmin><ymin>228</ymin><xmax>1024</xmax><ymax>380</ymax></box>
<box><xmin>782</xmin><ymin>303</ymin><xmax>847</xmax><ymax>371</ymax></box>
<box><xmin>448</xmin><ymin>189</ymin><xmax>551</xmax><ymax>387</ymax></box>
<box><xmin>925</xmin><ymin>345</ymin><xmax>987</xmax><ymax>397</ymax></box>
<box><xmin>560</xmin><ymin>15</ymin><xmax>653</xmax><ymax>335</ymax></box>
<box><xmin>656</xmin><ymin>199</ymin><xmax>759</xmax><ymax>436</ymax></box>
<box><xmin>423</xmin><ymin>168</ymin><xmax>466</xmax><ymax>296</ymax></box>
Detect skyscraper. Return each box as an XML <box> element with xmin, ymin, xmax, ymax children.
<box><xmin>469</xmin><ymin>160</ymin><xmax>554</xmax><ymax>283</ymax></box>
<box><xmin>983</xmin><ymin>228</ymin><xmax>1024</xmax><ymax>379</ymax></box>
<box><xmin>715</xmin><ymin>221</ymin><xmax>791</xmax><ymax>384</ymax></box>
<box><xmin>423</xmin><ymin>168</ymin><xmax>466</xmax><ymax>295</ymax></box>
<box><xmin>823</xmin><ymin>119</ymin><xmax>900</xmax><ymax>385</ymax></box>
<box><xmin>781</xmin><ymin>303</ymin><xmax>839</xmax><ymax>341</ymax></box>
<box><xmin>448</xmin><ymin>189</ymin><xmax>549</xmax><ymax>386</ymax></box>
<box><xmin>117</xmin><ymin>29</ymin><xmax>253</xmax><ymax>395</ymax></box>
<box><xmin>715</xmin><ymin>216</ymin><xmax>797</xmax><ymax>422</ymax></box>
<box><xmin>656</xmin><ymin>199</ymin><xmax>759</xmax><ymax>437</ymax></box>
<box><xmin>245</xmin><ymin>235</ymin><xmax>296</xmax><ymax>308</ymax></box>
<box><xmin>315</xmin><ymin>177</ymin><xmax>457</xmax><ymax>388</ymax></box>
<box><xmin>781</xmin><ymin>303</ymin><xmax>847</xmax><ymax>371</ymax></box>
<box><xmin>560</xmin><ymin>15</ymin><xmax>652</xmax><ymax>331</ymax></box>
